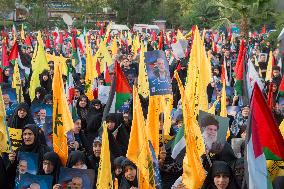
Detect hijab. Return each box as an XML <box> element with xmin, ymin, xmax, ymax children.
<box><xmin>18</xmin><ymin>124</ymin><xmax>40</xmax><ymax>152</ymax></box>
<box><xmin>40</xmin><ymin>152</ymin><xmax>61</xmax><ymax>184</ymax></box>
<box><xmin>202</xmin><ymin>161</ymin><xmax>240</xmax><ymax>189</ymax></box>
<box><xmin>66</xmin><ymin>150</ymin><xmax>87</xmax><ymax>168</ymax></box>
<box><xmin>8</xmin><ymin>102</ymin><xmax>34</xmax><ymax>129</ymax></box>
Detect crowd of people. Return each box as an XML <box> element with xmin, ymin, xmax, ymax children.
<box><xmin>0</xmin><ymin>24</ymin><xmax>283</xmax><ymax>189</ymax></box>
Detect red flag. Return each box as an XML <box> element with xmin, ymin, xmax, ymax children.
<box><xmin>104</xmin><ymin>63</ymin><xmax>111</xmax><ymax>85</ymax></box>
<box><xmin>96</xmin><ymin>59</ymin><xmax>101</xmax><ymax>76</ymax></box>
<box><xmin>106</xmin><ymin>33</ymin><xmax>111</xmax><ymax>44</ymax></box>
<box><xmin>176</xmin><ymin>62</ymin><xmax>181</xmax><ymax>72</ymax></box>
<box><xmin>99</xmin><ymin>26</ymin><xmax>104</xmax><ymax>36</ymax></box>
<box><xmin>71</xmin><ymin>34</ymin><xmax>76</xmax><ymax>49</ymax></box>
<box><xmin>2</xmin><ymin>39</ymin><xmax>9</xmax><ymax>67</ymax></box>
<box><xmin>261</xmin><ymin>25</ymin><xmax>266</xmax><ymax>34</ymax></box>
<box><xmin>59</xmin><ymin>32</ymin><xmax>63</xmax><ymax>44</ymax></box>
<box><xmin>8</xmin><ymin>41</ymin><xmax>18</xmax><ymax>61</ymax></box>
<box><xmin>152</xmin><ymin>31</ymin><xmax>157</xmax><ymax>41</ymax></box>
<box><xmin>158</xmin><ymin>31</ymin><xmax>163</xmax><ymax>50</ymax></box>
<box><xmin>76</xmin><ymin>39</ymin><xmax>84</xmax><ymax>54</ymax></box>
<box><xmin>24</xmin><ymin>37</ymin><xmax>32</xmax><ymax>47</ymax></box>
<box><xmin>234</xmin><ymin>40</ymin><xmax>245</xmax><ymax>77</ymax></box>
<box><xmin>45</xmin><ymin>35</ymin><xmax>51</xmax><ymax>49</ymax></box>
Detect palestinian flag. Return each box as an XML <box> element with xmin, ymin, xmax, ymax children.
<box><xmin>71</xmin><ymin>32</ymin><xmax>82</xmax><ymax>73</ymax></box>
<box><xmin>9</xmin><ymin>42</ymin><xmax>31</xmax><ymax>77</ymax></box>
<box><xmin>234</xmin><ymin>40</ymin><xmax>245</xmax><ymax>96</ymax></box>
<box><xmin>245</xmin><ymin>83</ymin><xmax>284</xmax><ymax>189</ymax></box>
<box><xmin>112</xmin><ymin>62</ymin><xmax>132</xmax><ymax>111</ymax></box>
<box><xmin>279</xmin><ymin>75</ymin><xmax>284</xmax><ymax>96</ymax></box>
<box><xmin>103</xmin><ymin>62</ymin><xmax>132</xmax><ymax>116</ymax></box>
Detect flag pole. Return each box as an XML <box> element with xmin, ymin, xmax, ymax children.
<box><xmin>4</xmin><ymin>117</ymin><xmax>12</xmax><ymax>152</ymax></box>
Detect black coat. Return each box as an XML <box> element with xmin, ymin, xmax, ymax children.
<box><xmin>0</xmin><ymin>157</ymin><xmax>8</xmax><ymax>189</ymax></box>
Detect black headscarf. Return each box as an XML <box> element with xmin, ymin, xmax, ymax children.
<box><xmin>76</xmin><ymin>95</ymin><xmax>90</xmax><ymax>130</ymax></box>
<box><xmin>87</xmin><ymin>99</ymin><xmax>104</xmax><ymax>117</ymax></box>
<box><xmin>18</xmin><ymin>124</ymin><xmax>40</xmax><ymax>152</ymax></box>
<box><xmin>202</xmin><ymin>161</ymin><xmax>240</xmax><ymax>189</ymax></box>
<box><xmin>66</xmin><ymin>150</ymin><xmax>87</xmax><ymax>168</ymax></box>
<box><xmin>32</xmin><ymin>87</ymin><xmax>47</xmax><ymax>104</ymax></box>
<box><xmin>39</xmin><ymin>152</ymin><xmax>61</xmax><ymax>185</ymax></box>
<box><xmin>8</xmin><ymin>102</ymin><xmax>34</xmax><ymax>129</ymax></box>
<box><xmin>40</xmin><ymin>70</ymin><xmax>52</xmax><ymax>94</ymax></box>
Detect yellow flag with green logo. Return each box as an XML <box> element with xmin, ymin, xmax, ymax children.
<box><xmin>52</xmin><ymin>63</ymin><xmax>73</xmax><ymax>165</ymax></box>
<box><xmin>29</xmin><ymin>31</ymin><xmax>49</xmax><ymax>100</ymax></box>
<box><xmin>96</xmin><ymin>122</ymin><xmax>113</xmax><ymax>189</ymax></box>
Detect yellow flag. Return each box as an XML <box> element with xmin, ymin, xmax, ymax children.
<box><xmin>132</xmin><ymin>35</ymin><xmax>140</xmax><ymax>55</ymax></box>
<box><xmin>174</xmin><ymin>71</ymin><xmax>205</xmax><ymax>157</ymax></box>
<box><xmin>59</xmin><ymin>55</ymin><xmax>68</xmax><ymax>76</ymax></box>
<box><xmin>177</xmin><ymin>29</ymin><xmax>186</xmax><ymax>41</ymax></box>
<box><xmin>127</xmin><ymin>31</ymin><xmax>132</xmax><ymax>46</ymax></box>
<box><xmin>96</xmin><ymin>40</ymin><xmax>113</xmax><ymax>71</ymax></box>
<box><xmin>127</xmin><ymin>87</ymin><xmax>155</xmax><ymax>189</ymax></box>
<box><xmin>267</xmin><ymin>160</ymin><xmax>284</xmax><ymax>181</ymax></box>
<box><xmin>21</xmin><ymin>24</ymin><xmax>25</xmax><ymax>40</ymax></box>
<box><xmin>137</xmin><ymin>44</ymin><xmax>149</xmax><ymax>98</ymax></box>
<box><xmin>111</xmin><ymin>36</ymin><xmax>118</xmax><ymax>56</ymax></box>
<box><xmin>182</xmin><ymin>118</ymin><xmax>206</xmax><ymax>189</ymax></box>
<box><xmin>12</xmin><ymin>63</ymin><xmax>24</xmax><ymax>102</ymax></box>
<box><xmin>96</xmin><ymin>122</ymin><xmax>113</xmax><ymax>189</ymax></box>
<box><xmin>127</xmin><ymin>87</ymin><xmax>147</xmax><ymax>164</ymax></box>
<box><xmin>280</xmin><ymin>119</ymin><xmax>284</xmax><ymax>137</ymax></box>
<box><xmin>85</xmin><ymin>35</ymin><xmax>96</xmax><ymax>101</ymax></box>
<box><xmin>29</xmin><ymin>31</ymin><xmax>49</xmax><ymax>100</ymax></box>
<box><xmin>160</xmin><ymin>95</ymin><xmax>173</xmax><ymax>136</ymax></box>
<box><xmin>146</xmin><ymin>96</ymin><xmax>161</xmax><ymax>156</ymax></box>
<box><xmin>52</xmin><ymin>63</ymin><xmax>73</xmax><ymax>165</ymax></box>
<box><xmin>220</xmin><ymin>80</ymin><xmax>227</xmax><ymax>117</ymax></box>
<box><xmin>265</xmin><ymin>51</ymin><xmax>273</xmax><ymax>81</ymax></box>
<box><xmin>185</xmin><ymin>26</ymin><xmax>210</xmax><ymax>114</ymax></box>
<box><xmin>175</xmin><ymin>71</ymin><xmax>206</xmax><ymax>188</ymax></box>
<box><xmin>0</xmin><ymin>87</ymin><xmax>10</xmax><ymax>153</ymax></box>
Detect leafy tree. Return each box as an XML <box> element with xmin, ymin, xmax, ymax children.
<box><xmin>212</xmin><ymin>0</ymin><xmax>276</xmax><ymax>38</ymax></box>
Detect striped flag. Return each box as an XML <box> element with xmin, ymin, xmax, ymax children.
<box><xmin>245</xmin><ymin>83</ymin><xmax>284</xmax><ymax>189</ymax></box>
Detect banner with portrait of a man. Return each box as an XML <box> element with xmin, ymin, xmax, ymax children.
<box><xmin>144</xmin><ymin>50</ymin><xmax>172</xmax><ymax>96</ymax></box>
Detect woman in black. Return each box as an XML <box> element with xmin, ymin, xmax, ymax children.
<box><xmin>6</xmin><ymin>124</ymin><xmax>51</xmax><ymax>188</ymax></box>
<box><xmin>39</xmin><ymin>152</ymin><xmax>62</xmax><ymax>185</ymax></box>
<box><xmin>66</xmin><ymin>150</ymin><xmax>89</xmax><ymax>169</ymax></box>
<box><xmin>40</xmin><ymin>69</ymin><xmax>53</xmax><ymax>94</ymax></box>
<box><xmin>76</xmin><ymin>95</ymin><xmax>90</xmax><ymax>131</ymax></box>
<box><xmin>202</xmin><ymin>161</ymin><xmax>239</xmax><ymax>189</ymax></box>
<box><xmin>31</xmin><ymin>87</ymin><xmax>47</xmax><ymax>105</ymax></box>
<box><xmin>8</xmin><ymin>102</ymin><xmax>34</xmax><ymax>129</ymax></box>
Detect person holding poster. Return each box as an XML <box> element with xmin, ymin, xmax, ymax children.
<box><xmin>6</xmin><ymin>124</ymin><xmax>51</xmax><ymax>188</ymax></box>
<box><xmin>145</xmin><ymin>50</ymin><xmax>172</xmax><ymax>96</ymax></box>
